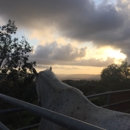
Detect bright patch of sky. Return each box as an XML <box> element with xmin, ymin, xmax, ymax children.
<box><xmin>93</xmin><ymin>0</ymin><xmax>117</xmax><ymax>6</ymax></box>
<box><xmin>95</xmin><ymin>46</ymin><xmax>126</xmax><ymax>64</ymax></box>
<box><xmin>78</xmin><ymin>42</ymin><xmax>126</xmax><ymax>63</ymax></box>
<box><xmin>78</xmin><ymin>41</ymin><xmax>96</xmax><ymax>59</ymax></box>
<box><xmin>14</xmin><ymin>29</ymin><xmax>39</xmax><ymax>47</ymax></box>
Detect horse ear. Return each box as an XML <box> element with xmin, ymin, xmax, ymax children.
<box><xmin>50</xmin><ymin>67</ymin><xmax>52</xmax><ymax>71</ymax></box>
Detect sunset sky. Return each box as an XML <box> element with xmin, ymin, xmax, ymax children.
<box><xmin>0</xmin><ymin>0</ymin><xmax>130</xmax><ymax>75</ymax></box>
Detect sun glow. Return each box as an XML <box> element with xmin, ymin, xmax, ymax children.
<box><xmin>105</xmin><ymin>48</ymin><xmax>126</xmax><ymax>60</ymax></box>
<box><xmin>95</xmin><ymin>47</ymin><xmax>127</xmax><ymax>64</ymax></box>
<box><xmin>86</xmin><ymin>46</ymin><xmax>127</xmax><ymax>64</ymax></box>
<box><xmin>83</xmin><ymin>45</ymin><xmax>126</xmax><ymax>61</ymax></box>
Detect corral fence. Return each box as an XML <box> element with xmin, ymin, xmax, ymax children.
<box><xmin>87</xmin><ymin>89</ymin><xmax>130</xmax><ymax>113</ymax></box>
<box><xmin>0</xmin><ymin>89</ymin><xmax>130</xmax><ymax>130</ymax></box>
<box><xmin>0</xmin><ymin>93</ymin><xmax>105</xmax><ymax>130</ymax></box>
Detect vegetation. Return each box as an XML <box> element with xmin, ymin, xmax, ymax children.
<box><xmin>0</xmin><ymin>20</ymin><xmax>39</xmax><ymax>129</ymax></box>
<box><xmin>0</xmin><ymin>20</ymin><xmax>36</xmax><ymax>80</ymax></box>
<box><xmin>63</xmin><ymin>61</ymin><xmax>130</xmax><ymax>96</ymax></box>
<box><xmin>101</xmin><ymin>61</ymin><xmax>130</xmax><ymax>83</ymax></box>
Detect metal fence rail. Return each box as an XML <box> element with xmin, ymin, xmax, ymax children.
<box><xmin>87</xmin><ymin>89</ymin><xmax>130</xmax><ymax>112</ymax></box>
<box><xmin>87</xmin><ymin>89</ymin><xmax>130</xmax><ymax>99</ymax></box>
<box><xmin>0</xmin><ymin>108</ymin><xmax>23</xmax><ymax>115</ymax></box>
<box><xmin>0</xmin><ymin>93</ymin><xmax>105</xmax><ymax>130</ymax></box>
<box><xmin>1</xmin><ymin>89</ymin><xmax>130</xmax><ymax>130</ymax></box>
<box><xmin>16</xmin><ymin>123</ymin><xmax>40</xmax><ymax>130</ymax></box>
<box><xmin>0</xmin><ymin>122</ymin><xmax>10</xmax><ymax>130</ymax></box>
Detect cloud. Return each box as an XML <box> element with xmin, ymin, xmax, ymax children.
<box><xmin>0</xmin><ymin>0</ymin><xmax>124</xmax><ymax>42</ymax></box>
<box><xmin>29</xmin><ymin>41</ymin><xmax>115</xmax><ymax>67</ymax></box>
<box><xmin>0</xmin><ymin>1</ymin><xmax>128</xmax><ymax>44</ymax></box>
<box><xmin>29</xmin><ymin>42</ymin><xmax>87</xmax><ymax>63</ymax></box>
<box><xmin>69</xmin><ymin>57</ymin><xmax>116</xmax><ymax>67</ymax></box>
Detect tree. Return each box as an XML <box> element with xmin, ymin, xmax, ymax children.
<box><xmin>0</xmin><ymin>21</ymin><xmax>38</xmax><ymax>129</ymax></box>
<box><xmin>0</xmin><ymin>20</ymin><xmax>36</xmax><ymax>77</ymax></box>
<box><xmin>119</xmin><ymin>61</ymin><xmax>130</xmax><ymax>79</ymax></box>
<box><xmin>101</xmin><ymin>63</ymin><xmax>125</xmax><ymax>83</ymax></box>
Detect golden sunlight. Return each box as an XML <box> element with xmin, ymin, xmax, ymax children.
<box><xmin>105</xmin><ymin>48</ymin><xmax>126</xmax><ymax>60</ymax></box>
<box><xmin>95</xmin><ymin>47</ymin><xmax>126</xmax><ymax>62</ymax></box>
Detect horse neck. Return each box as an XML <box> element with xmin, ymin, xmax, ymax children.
<box><xmin>41</xmin><ymin>87</ymin><xmax>57</xmax><ymax>108</ymax></box>
<box><xmin>36</xmin><ymin>78</ymin><xmax>58</xmax><ymax>108</ymax></box>
<box><xmin>36</xmin><ymin>70</ymin><xmax>69</xmax><ymax>108</ymax></box>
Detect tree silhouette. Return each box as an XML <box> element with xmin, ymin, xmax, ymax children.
<box><xmin>119</xmin><ymin>61</ymin><xmax>130</xmax><ymax>79</ymax></box>
<box><xmin>0</xmin><ymin>20</ymin><xmax>36</xmax><ymax>76</ymax></box>
<box><xmin>101</xmin><ymin>63</ymin><xmax>125</xmax><ymax>83</ymax></box>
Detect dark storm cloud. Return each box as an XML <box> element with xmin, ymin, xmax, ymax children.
<box><xmin>0</xmin><ymin>0</ymin><xmax>95</xmax><ymax>28</ymax></box>
<box><xmin>29</xmin><ymin>42</ymin><xmax>87</xmax><ymax>63</ymax></box>
<box><xmin>60</xmin><ymin>3</ymin><xmax>124</xmax><ymax>42</ymax></box>
<box><xmin>1</xmin><ymin>0</ymin><xmax>130</xmax><ymax>59</ymax></box>
<box><xmin>0</xmin><ymin>0</ymin><xmax>124</xmax><ymax>40</ymax></box>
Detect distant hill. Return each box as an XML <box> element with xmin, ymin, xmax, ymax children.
<box><xmin>56</xmin><ymin>74</ymin><xmax>100</xmax><ymax>80</ymax></box>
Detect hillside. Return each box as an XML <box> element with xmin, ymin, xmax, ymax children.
<box><xmin>56</xmin><ymin>74</ymin><xmax>100</xmax><ymax>80</ymax></box>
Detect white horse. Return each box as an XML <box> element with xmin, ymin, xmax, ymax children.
<box><xmin>36</xmin><ymin>68</ymin><xmax>130</xmax><ymax>130</ymax></box>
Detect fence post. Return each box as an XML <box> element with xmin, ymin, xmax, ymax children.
<box><xmin>107</xmin><ymin>92</ymin><xmax>111</xmax><ymax>109</ymax></box>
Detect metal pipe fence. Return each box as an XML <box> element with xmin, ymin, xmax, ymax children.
<box><xmin>87</xmin><ymin>89</ymin><xmax>130</xmax><ymax>112</ymax></box>
<box><xmin>0</xmin><ymin>122</ymin><xmax>10</xmax><ymax>130</ymax></box>
<box><xmin>0</xmin><ymin>93</ymin><xmax>105</xmax><ymax>130</ymax></box>
<box><xmin>16</xmin><ymin>123</ymin><xmax>40</xmax><ymax>130</ymax></box>
<box><xmin>87</xmin><ymin>89</ymin><xmax>130</xmax><ymax>99</ymax></box>
<box><xmin>0</xmin><ymin>108</ymin><xmax>23</xmax><ymax>115</ymax></box>
<box><xmin>1</xmin><ymin>89</ymin><xmax>130</xmax><ymax>130</ymax></box>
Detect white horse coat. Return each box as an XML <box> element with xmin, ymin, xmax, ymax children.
<box><xmin>36</xmin><ymin>69</ymin><xmax>130</xmax><ymax>130</ymax></box>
